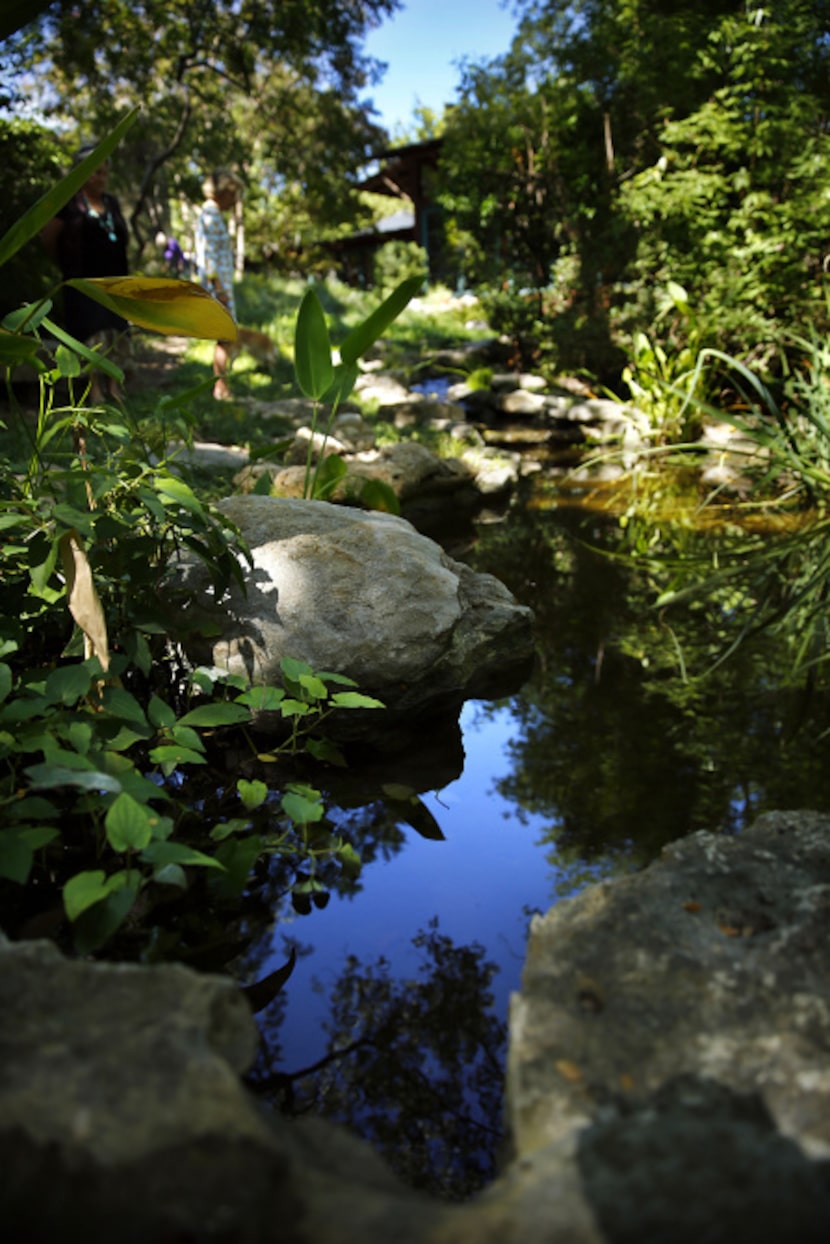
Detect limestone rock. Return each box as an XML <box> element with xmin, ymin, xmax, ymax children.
<box><xmin>163</xmin><ymin>496</ymin><xmax>535</xmax><ymax>733</ymax></box>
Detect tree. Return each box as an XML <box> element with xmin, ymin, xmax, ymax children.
<box><xmin>438</xmin><ymin>1</ymin><xmax>830</xmax><ymax>378</ymax></box>
<box><xmin>8</xmin><ymin>0</ymin><xmax>399</xmax><ymax>260</ymax></box>
<box><xmin>618</xmin><ymin>5</ymin><xmax>830</xmax><ymax>358</ymax></box>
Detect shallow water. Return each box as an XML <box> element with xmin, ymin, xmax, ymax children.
<box><xmin>242</xmin><ymin>479</ymin><xmax>830</xmax><ymax>1197</ymax></box>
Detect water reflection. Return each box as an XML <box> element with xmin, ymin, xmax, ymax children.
<box><xmin>241</xmin><ymin>481</ymin><xmax>830</xmax><ymax>1199</ymax></box>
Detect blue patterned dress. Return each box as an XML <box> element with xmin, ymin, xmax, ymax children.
<box><xmin>194</xmin><ymin>198</ymin><xmax>236</xmax><ymax>322</ymax></box>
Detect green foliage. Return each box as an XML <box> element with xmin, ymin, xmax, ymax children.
<box><xmin>373</xmin><ymin>241</ymin><xmax>428</xmax><ymax>295</ymax></box>
<box><xmin>0</xmin><ymin>136</ymin><xmax>385</xmax><ymax>953</ymax></box>
<box><xmin>291</xmin><ymin>275</ymin><xmax>421</xmax><ymax>505</ymax></box>
<box><xmin>12</xmin><ymin>0</ymin><xmax>396</xmax><ymax>258</ymax></box>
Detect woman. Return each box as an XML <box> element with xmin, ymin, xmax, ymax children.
<box><xmin>194</xmin><ymin>169</ymin><xmax>242</xmax><ymax>400</ymax></box>
<box><xmin>40</xmin><ymin>144</ymin><xmax>130</xmax><ymax>402</ymax></box>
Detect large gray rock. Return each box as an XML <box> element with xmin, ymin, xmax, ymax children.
<box><xmin>505</xmin><ymin>808</ymin><xmax>830</xmax><ymax>1240</ymax></box>
<box><xmin>2</xmin><ymin>812</ymin><xmax>830</xmax><ymax>1242</ymax></box>
<box><xmin>164</xmin><ymin>496</ymin><xmax>535</xmax><ymax>733</ymax></box>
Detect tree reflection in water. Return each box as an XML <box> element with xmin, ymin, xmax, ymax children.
<box><xmin>247</xmin><ymin>920</ymin><xmax>507</xmax><ymax>1201</ymax></box>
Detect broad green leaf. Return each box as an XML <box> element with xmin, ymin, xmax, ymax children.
<box><xmin>141</xmin><ymin>841</ymin><xmax>225</xmax><ymax>870</ymax></box>
<box><xmin>63</xmin><ymin>868</ymin><xmax>131</xmax><ymax>922</ymax></box>
<box><xmin>67</xmin><ymin>276</ymin><xmax>237</xmax><ymax>341</ymax></box>
<box><xmin>281</xmin><ymin>655</ymin><xmax>314</xmax><ymax>682</ymax></box>
<box><xmin>0</xmin><ymin>664</ymin><xmax>11</xmax><ymax>704</ymax></box>
<box><xmin>168</xmin><ymin>725</ymin><xmax>204</xmax><ymax>753</ymax></box>
<box><xmin>148</xmin><ymin>744</ymin><xmax>207</xmax><ymax>767</ymax></box>
<box><xmin>321</xmin><ymin>360</ymin><xmax>359</xmax><ymax>404</ymax></box>
<box><xmin>209</xmin><ymin>817</ymin><xmax>252</xmax><ymax>842</ymax></box>
<box><xmin>238</xmin><ymin>778</ymin><xmax>268</xmax><ymax>811</ymax></box>
<box><xmin>147</xmin><ymin>694</ymin><xmax>176</xmax><ymax>729</ymax></box>
<box><xmin>360</xmin><ymin>478</ymin><xmax>400</xmax><ymax>515</ymax></box>
<box><xmin>72</xmin><ymin>881</ymin><xmax>139</xmax><ymax>953</ymax></box>
<box><xmin>282</xmin><ymin>791</ymin><xmax>324</xmax><ymax>825</ymax></box>
<box><xmin>56</xmin><ymin>344</ymin><xmax>82</xmax><ymax>378</ymax></box>
<box><xmin>0</xmin><ymin>827</ymin><xmax>59</xmax><ymax>884</ymax></box>
<box><xmin>210</xmin><ymin>834</ymin><xmax>262</xmax><ymax>898</ymax></box>
<box><xmin>100</xmin><ymin>686</ymin><xmax>148</xmax><ymax>727</ymax></box>
<box><xmin>24</xmin><ymin>762</ymin><xmax>122</xmax><ymax>794</ymax></box>
<box><xmin>0</xmin><ymin>110</ymin><xmax>139</xmax><ymax>268</ymax></box>
<box><xmin>339</xmin><ymin>276</ymin><xmax>422</xmax><ymax>365</ymax></box>
<box><xmin>45</xmin><ymin>663</ymin><xmax>91</xmax><ymax>706</ymax></box>
<box><xmin>153</xmin><ymin>862</ymin><xmax>187</xmax><ymax>888</ymax></box>
<box><xmin>177</xmin><ymin>703</ymin><xmax>251</xmax><ymax>727</ymax></box>
<box><xmin>331</xmin><ymin>691</ymin><xmax>385</xmax><ymax>709</ymax></box>
<box><xmin>294</xmin><ymin>288</ymin><xmax>334</xmax><ymax>399</ymax></box>
<box><xmin>105</xmin><ymin>792</ymin><xmax>154</xmax><ymax>852</ymax></box>
<box><xmin>3</xmin><ymin>300</ymin><xmax>53</xmax><ymax>333</ymax></box>
<box><xmin>298</xmin><ymin>672</ymin><xmax>329</xmax><ymax>700</ymax></box>
<box><xmin>154</xmin><ymin>475</ymin><xmax>203</xmax><ymax>514</ymax></box>
<box><xmin>234</xmin><ymin>685</ymin><xmax>285</xmax><ymax>711</ymax></box>
<box><xmin>0</xmin><ymin>330</ymin><xmax>40</xmax><ymax>365</ymax></box>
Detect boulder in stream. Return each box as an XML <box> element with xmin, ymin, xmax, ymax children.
<box><xmin>163</xmin><ymin>495</ymin><xmax>535</xmax><ymax>740</ymax></box>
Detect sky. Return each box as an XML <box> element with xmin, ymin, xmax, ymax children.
<box><xmin>361</xmin><ymin>0</ymin><xmax>520</xmax><ymax>136</ymax></box>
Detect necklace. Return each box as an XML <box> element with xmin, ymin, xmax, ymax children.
<box><xmin>83</xmin><ymin>195</ymin><xmax>119</xmax><ymax>244</ymax></box>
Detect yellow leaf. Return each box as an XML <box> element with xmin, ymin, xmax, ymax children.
<box><xmin>59</xmin><ymin>531</ymin><xmax>110</xmax><ymax>672</ymax></box>
<box><xmin>66</xmin><ymin>276</ymin><xmax>238</xmax><ymax>341</ymax></box>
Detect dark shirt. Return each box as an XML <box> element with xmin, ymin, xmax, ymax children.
<box><xmin>56</xmin><ymin>191</ymin><xmax>129</xmax><ymax>341</ymax></box>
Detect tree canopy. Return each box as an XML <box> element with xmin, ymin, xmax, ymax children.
<box><xmin>439</xmin><ymin>0</ymin><xmax>830</xmax><ymax>376</ymax></box>
<box><xmin>4</xmin><ymin>0</ymin><xmax>399</xmax><ymax>259</ymax></box>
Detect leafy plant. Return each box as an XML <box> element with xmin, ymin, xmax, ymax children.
<box><xmin>292</xmin><ymin>274</ymin><xmax>422</xmax><ymax>508</ymax></box>
<box><xmin>0</xmin><ymin>119</ymin><xmax>385</xmax><ymax>954</ymax></box>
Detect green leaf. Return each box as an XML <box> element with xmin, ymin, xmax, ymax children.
<box><xmin>282</xmin><ymin>790</ymin><xmax>324</xmax><ymax>825</ymax></box>
<box><xmin>64</xmin><ymin>868</ymin><xmax>130</xmax><ymax>922</ymax></box>
<box><xmin>360</xmin><ymin>478</ymin><xmax>400</xmax><ymax>515</ymax></box>
<box><xmin>234</xmin><ymin>685</ymin><xmax>285</xmax><ymax>711</ymax></box>
<box><xmin>154</xmin><ymin>475</ymin><xmax>203</xmax><ymax>515</ymax></box>
<box><xmin>45</xmin><ymin>663</ymin><xmax>92</xmax><ymax>705</ymax></box>
<box><xmin>72</xmin><ymin>881</ymin><xmax>139</xmax><ymax>954</ymax></box>
<box><xmin>238</xmin><ymin>778</ymin><xmax>268</xmax><ymax>811</ymax></box>
<box><xmin>100</xmin><ymin>685</ymin><xmax>149</xmax><ymax>727</ymax></box>
<box><xmin>55</xmin><ymin>343</ymin><xmax>82</xmax><ymax>378</ymax></box>
<box><xmin>141</xmin><ymin>841</ymin><xmax>225</xmax><ymax>870</ymax></box>
<box><xmin>298</xmin><ymin>672</ymin><xmax>329</xmax><ymax>700</ymax></box>
<box><xmin>147</xmin><ymin>694</ymin><xmax>177</xmax><ymax>729</ymax></box>
<box><xmin>152</xmin><ymin>863</ymin><xmax>188</xmax><ymax>889</ymax></box>
<box><xmin>0</xmin><ymin>111</ymin><xmax>139</xmax><ymax>268</ymax></box>
<box><xmin>148</xmin><ymin>744</ymin><xmax>207</xmax><ymax>767</ymax></box>
<box><xmin>0</xmin><ymin>330</ymin><xmax>41</xmax><ymax>365</ymax></box>
<box><xmin>331</xmin><ymin>691</ymin><xmax>385</xmax><ymax>710</ymax></box>
<box><xmin>280</xmin><ymin>655</ymin><xmax>314</xmax><ymax>683</ymax></box>
<box><xmin>321</xmin><ymin>361</ymin><xmax>359</xmax><ymax>404</ymax></box>
<box><xmin>209</xmin><ymin>818</ymin><xmax>252</xmax><ymax>842</ymax></box>
<box><xmin>176</xmin><ymin>703</ymin><xmax>251</xmax><ymax>727</ymax></box>
<box><xmin>105</xmin><ymin>792</ymin><xmax>154</xmax><ymax>852</ymax></box>
<box><xmin>24</xmin><ymin>763</ymin><xmax>122</xmax><ymax>794</ymax></box>
<box><xmin>294</xmin><ymin>288</ymin><xmax>334</xmax><ymax>399</ymax></box>
<box><xmin>41</xmin><ymin>316</ymin><xmax>124</xmax><ymax>382</ymax></box>
<box><xmin>0</xmin><ymin>663</ymin><xmax>11</xmax><ymax>704</ymax></box>
<box><xmin>339</xmin><ymin>276</ymin><xmax>422</xmax><ymax>365</ymax></box>
<box><xmin>337</xmin><ymin>841</ymin><xmax>362</xmax><ymax>876</ymax></box>
<box><xmin>0</xmin><ymin>827</ymin><xmax>59</xmax><ymax>884</ymax></box>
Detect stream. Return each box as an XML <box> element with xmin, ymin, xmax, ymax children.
<box><xmin>235</xmin><ymin>462</ymin><xmax>830</xmax><ymax>1199</ymax></box>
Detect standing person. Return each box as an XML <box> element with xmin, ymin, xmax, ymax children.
<box><xmin>40</xmin><ymin>144</ymin><xmax>130</xmax><ymax>403</ymax></box>
<box><xmin>194</xmin><ymin>169</ymin><xmax>242</xmax><ymax>400</ymax></box>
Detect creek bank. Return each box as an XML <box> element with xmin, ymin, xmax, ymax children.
<box><xmin>2</xmin><ymin>809</ymin><xmax>829</xmax><ymax>1242</ymax></box>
